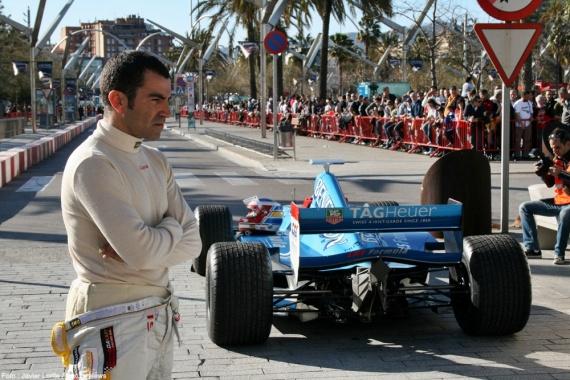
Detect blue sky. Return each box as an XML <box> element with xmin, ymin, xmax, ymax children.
<box><xmin>1</xmin><ymin>0</ymin><xmax>498</xmax><ymax>47</ymax></box>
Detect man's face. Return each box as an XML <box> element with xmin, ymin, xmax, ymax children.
<box><xmin>123</xmin><ymin>70</ymin><xmax>171</xmax><ymax>140</ymax></box>
<box><xmin>510</xmin><ymin>91</ymin><xmax>518</xmax><ymax>101</ymax></box>
<box><xmin>550</xmin><ymin>138</ymin><xmax>570</xmax><ymax>158</ymax></box>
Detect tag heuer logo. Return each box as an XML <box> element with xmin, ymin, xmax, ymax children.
<box><xmin>325</xmin><ymin>208</ymin><xmax>343</xmax><ymax>225</ymax></box>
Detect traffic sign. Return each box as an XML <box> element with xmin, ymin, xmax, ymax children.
<box><xmin>474</xmin><ymin>23</ymin><xmax>542</xmax><ymax>86</ymax></box>
<box><xmin>477</xmin><ymin>0</ymin><xmax>543</xmax><ymax>21</ymax></box>
<box><xmin>264</xmin><ymin>29</ymin><xmax>288</xmax><ymax>55</ymax></box>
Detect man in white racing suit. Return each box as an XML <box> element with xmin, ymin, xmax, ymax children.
<box><xmin>54</xmin><ymin>51</ymin><xmax>202</xmax><ymax>379</ymax></box>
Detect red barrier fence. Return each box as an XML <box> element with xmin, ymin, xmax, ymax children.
<box><xmin>192</xmin><ymin>110</ymin><xmax>511</xmax><ymax>157</ymax></box>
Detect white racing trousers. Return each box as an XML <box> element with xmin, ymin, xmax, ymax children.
<box><xmin>51</xmin><ymin>280</ymin><xmax>181</xmax><ymax>380</ymax></box>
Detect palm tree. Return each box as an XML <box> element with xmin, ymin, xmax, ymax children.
<box><xmin>330</xmin><ymin>33</ymin><xmax>356</xmax><ymax>95</ymax></box>
<box><xmin>309</xmin><ymin>0</ymin><xmax>393</xmax><ymax>100</ymax></box>
<box><xmin>357</xmin><ymin>14</ymin><xmax>381</xmax><ymax>60</ymax></box>
<box><xmin>357</xmin><ymin>14</ymin><xmax>382</xmax><ymax>81</ymax></box>
<box><xmin>194</xmin><ymin>0</ymin><xmax>259</xmax><ymax>98</ymax></box>
<box><xmin>275</xmin><ymin>2</ymin><xmax>313</xmax><ymax>98</ymax></box>
<box><xmin>376</xmin><ymin>30</ymin><xmax>399</xmax><ymax>80</ymax></box>
<box><xmin>540</xmin><ymin>0</ymin><xmax>570</xmax><ymax>84</ymax></box>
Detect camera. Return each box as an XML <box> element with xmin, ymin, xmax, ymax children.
<box><xmin>535</xmin><ymin>151</ymin><xmax>552</xmax><ymax>177</ymax></box>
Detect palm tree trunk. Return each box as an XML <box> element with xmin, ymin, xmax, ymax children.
<box><xmin>246</xmin><ymin>21</ymin><xmax>258</xmax><ymax>99</ymax></box>
<box><xmin>430</xmin><ymin>0</ymin><xmax>438</xmax><ymax>88</ymax></box>
<box><xmin>522</xmin><ymin>55</ymin><xmax>533</xmax><ymax>92</ymax></box>
<box><xmin>339</xmin><ymin>65</ymin><xmax>343</xmax><ymax>96</ymax></box>
<box><xmin>319</xmin><ymin>0</ymin><xmax>332</xmax><ymax>100</ymax></box>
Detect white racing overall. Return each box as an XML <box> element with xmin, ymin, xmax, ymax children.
<box><xmin>52</xmin><ymin>281</ymin><xmax>181</xmax><ymax>380</ymax></box>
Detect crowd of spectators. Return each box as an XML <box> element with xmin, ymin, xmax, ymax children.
<box><xmin>201</xmin><ymin>79</ymin><xmax>570</xmax><ymax>159</ymax></box>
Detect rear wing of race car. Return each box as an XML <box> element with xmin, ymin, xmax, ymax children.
<box><xmin>287</xmin><ymin>200</ymin><xmax>464</xmax><ymax>284</ymax></box>
<box><xmin>290</xmin><ymin>201</ymin><xmax>463</xmax><ymax>234</ymax></box>
<box><xmin>289</xmin><ymin>200</ymin><xmax>463</xmax><ymax>252</ymax></box>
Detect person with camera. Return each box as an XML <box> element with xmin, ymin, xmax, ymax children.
<box><xmin>519</xmin><ymin>127</ymin><xmax>570</xmax><ymax>265</ymax></box>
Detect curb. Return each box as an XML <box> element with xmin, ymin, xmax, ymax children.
<box><xmin>0</xmin><ymin>116</ymin><xmax>100</xmax><ymax>188</ymax></box>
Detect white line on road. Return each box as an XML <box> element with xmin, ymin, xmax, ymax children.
<box><xmin>215</xmin><ymin>171</ymin><xmax>256</xmax><ymax>186</ymax></box>
<box><xmin>174</xmin><ymin>172</ymin><xmax>204</xmax><ymax>188</ymax></box>
<box><xmin>253</xmin><ymin>170</ymin><xmax>308</xmax><ymax>185</ymax></box>
<box><xmin>16</xmin><ymin>176</ymin><xmax>55</xmax><ymax>193</ymax></box>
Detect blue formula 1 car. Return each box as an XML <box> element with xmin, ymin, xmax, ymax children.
<box><xmin>193</xmin><ymin>160</ymin><xmax>531</xmax><ymax>347</ymax></box>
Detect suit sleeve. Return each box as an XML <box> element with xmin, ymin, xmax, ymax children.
<box><xmin>72</xmin><ymin>155</ymin><xmax>200</xmax><ymax>271</ymax></box>
<box><xmin>160</xmin><ymin>154</ymin><xmax>202</xmax><ymax>267</ymax></box>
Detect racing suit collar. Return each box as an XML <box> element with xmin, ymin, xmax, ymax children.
<box><xmin>94</xmin><ymin>119</ymin><xmax>144</xmax><ymax>153</ymax></box>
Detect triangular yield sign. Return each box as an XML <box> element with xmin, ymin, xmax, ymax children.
<box><xmin>474</xmin><ymin>23</ymin><xmax>543</xmax><ymax>86</ymax></box>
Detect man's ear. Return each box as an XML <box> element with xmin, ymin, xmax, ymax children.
<box><xmin>108</xmin><ymin>90</ymin><xmax>128</xmax><ymax>115</ymax></box>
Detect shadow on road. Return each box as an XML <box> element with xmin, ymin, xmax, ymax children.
<box><xmin>224</xmin><ymin>305</ymin><xmax>570</xmax><ymax>378</ymax></box>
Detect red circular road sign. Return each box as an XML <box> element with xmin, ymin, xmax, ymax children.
<box><xmin>477</xmin><ymin>0</ymin><xmax>543</xmax><ymax>21</ymax></box>
<box><xmin>264</xmin><ymin>29</ymin><xmax>288</xmax><ymax>55</ymax></box>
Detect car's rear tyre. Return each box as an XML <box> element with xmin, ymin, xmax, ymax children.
<box><xmin>193</xmin><ymin>205</ymin><xmax>233</xmax><ymax>276</ymax></box>
<box><xmin>206</xmin><ymin>242</ymin><xmax>273</xmax><ymax>346</ymax></box>
<box><xmin>370</xmin><ymin>201</ymin><xmax>399</xmax><ymax>207</ymax></box>
<box><xmin>450</xmin><ymin>234</ymin><xmax>531</xmax><ymax>335</ymax></box>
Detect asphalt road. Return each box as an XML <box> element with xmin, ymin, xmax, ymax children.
<box><xmin>2</xmin><ymin>125</ymin><xmax>570</xmax><ymax>379</ymax></box>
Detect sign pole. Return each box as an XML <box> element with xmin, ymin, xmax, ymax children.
<box><xmin>500</xmin><ymin>83</ymin><xmax>511</xmax><ymax>233</ymax></box>
<box><xmin>264</xmin><ymin>28</ymin><xmax>288</xmax><ymax>160</ymax></box>
<box><xmin>260</xmin><ymin>22</ymin><xmax>267</xmax><ymax>138</ymax></box>
<box><xmin>474</xmin><ymin>0</ymin><xmax>544</xmax><ymax>233</ymax></box>
<box><xmin>30</xmin><ymin>46</ymin><xmax>37</xmax><ymax>133</ymax></box>
<box><xmin>199</xmin><ymin>57</ymin><xmax>203</xmax><ymax>126</ymax></box>
<box><xmin>273</xmin><ymin>54</ymin><xmax>278</xmax><ymax>160</ymax></box>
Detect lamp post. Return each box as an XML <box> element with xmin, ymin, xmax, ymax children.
<box><xmin>52</xmin><ymin>29</ymin><xmax>129</xmax><ymax>123</ymax></box>
<box><xmin>145</xmin><ymin>17</ymin><xmax>203</xmax><ymax>122</ymax></box>
<box><xmin>2</xmin><ymin>0</ymin><xmax>74</xmax><ymax>132</ymax></box>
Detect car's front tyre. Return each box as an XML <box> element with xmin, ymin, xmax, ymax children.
<box><xmin>193</xmin><ymin>205</ymin><xmax>233</xmax><ymax>276</ymax></box>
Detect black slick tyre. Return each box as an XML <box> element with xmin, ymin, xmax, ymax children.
<box><xmin>206</xmin><ymin>242</ymin><xmax>273</xmax><ymax>346</ymax></box>
<box><xmin>193</xmin><ymin>205</ymin><xmax>233</xmax><ymax>276</ymax></box>
<box><xmin>450</xmin><ymin>234</ymin><xmax>531</xmax><ymax>335</ymax></box>
<box><xmin>370</xmin><ymin>201</ymin><xmax>399</xmax><ymax>207</ymax></box>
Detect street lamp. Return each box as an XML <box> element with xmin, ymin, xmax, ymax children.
<box><xmin>51</xmin><ymin>28</ymin><xmax>129</xmax><ymax>123</ymax></box>
<box><xmin>1</xmin><ymin>0</ymin><xmax>75</xmax><ymax>132</ymax></box>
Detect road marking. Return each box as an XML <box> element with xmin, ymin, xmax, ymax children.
<box><xmin>253</xmin><ymin>170</ymin><xmax>308</xmax><ymax>185</ymax></box>
<box><xmin>215</xmin><ymin>171</ymin><xmax>256</xmax><ymax>186</ymax></box>
<box><xmin>16</xmin><ymin>176</ymin><xmax>54</xmax><ymax>193</ymax></box>
<box><xmin>174</xmin><ymin>172</ymin><xmax>204</xmax><ymax>188</ymax></box>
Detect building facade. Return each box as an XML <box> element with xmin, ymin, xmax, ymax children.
<box><xmin>57</xmin><ymin>15</ymin><xmax>173</xmax><ymax>59</ymax></box>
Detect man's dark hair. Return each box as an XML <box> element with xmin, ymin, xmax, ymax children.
<box><xmin>549</xmin><ymin>128</ymin><xmax>570</xmax><ymax>143</ymax></box>
<box><xmin>100</xmin><ymin>51</ymin><xmax>170</xmax><ymax>109</ymax></box>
